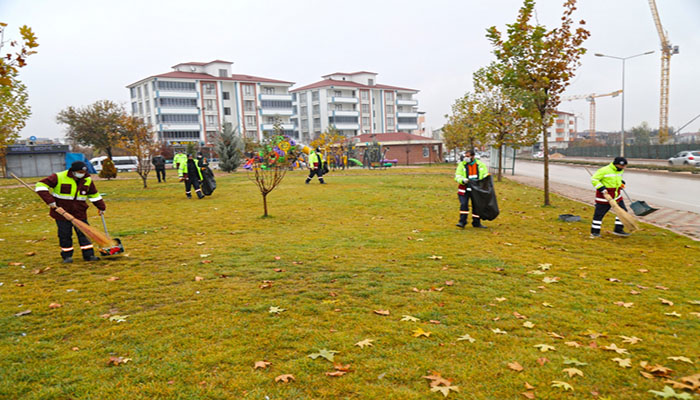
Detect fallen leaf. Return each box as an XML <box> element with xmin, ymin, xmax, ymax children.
<box><xmin>565</xmin><ymin>341</ymin><xmax>582</xmax><ymax>348</ymax></box>
<box><xmin>107</xmin><ymin>356</ymin><xmax>132</xmax><ymax>366</ymax></box>
<box><xmin>325</xmin><ymin>370</ymin><xmax>347</xmax><ymax>377</ymax></box>
<box><xmin>581</xmin><ymin>329</ymin><xmax>607</xmax><ymax>339</ymax></box>
<box><xmin>613</xmin><ymin>357</ymin><xmax>632</xmax><ymax>368</ymax></box>
<box><xmin>534</xmin><ymin>344</ymin><xmax>555</xmax><ymax>352</ymax></box>
<box><xmin>523</xmin><ymin>321</ymin><xmax>535</xmax><ymax>329</ymax></box>
<box><xmin>551</xmin><ymin>381</ymin><xmax>573</xmax><ymax>391</ymax></box>
<box><xmin>665</xmin><ymin>311</ymin><xmax>681</xmax><ymax>317</ymax></box>
<box><xmin>308</xmin><ymin>349</ymin><xmax>339</xmax><ymax>362</ymax></box>
<box><xmin>563</xmin><ymin>367</ymin><xmax>584</xmax><ymax>378</ymax></box>
<box><xmin>495</xmin><ymin>297</ymin><xmax>507</xmax><ymax>302</ymax></box>
<box><xmin>648</xmin><ymin>385</ymin><xmax>692</xmax><ymax>399</ymax></box>
<box><xmin>524</xmin><ymin>382</ymin><xmax>535</xmax><ymax>390</ymax></box>
<box><xmin>562</xmin><ymin>357</ymin><xmax>588</xmax><ymax>366</ymax></box>
<box><xmin>630</xmin><ymin>290</ymin><xmax>640</xmax><ymax>295</ymax></box>
<box><xmin>640</xmin><ymin>371</ymin><xmax>656</xmax><ymax>379</ymax></box>
<box><xmin>607</xmin><ymin>277</ymin><xmax>621</xmax><ymax>282</ymax></box>
<box><xmin>268</xmin><ymin>306</ymin><xmax>284</xmax><ymax>314</ymax></box>
<box><xmin>543</xmin><ymin>277</ymin><xmax>560</xmax><ymax>284</ymax></box>
<box><xmin>428</xmin><ymin>255</ymin><xmax>443</xmax><ymax>260</ymax></box>
<box><xmin>275</xmin><ymin>374</ymin><xmax>295</xmax><ymax>383</ymax></box>
<box><xmin>48</xmin><ymin>303</ymin><xmax>61</xmax><ymax>309</ymax></box>
<box><xmin>430</xmin><ymin>386</ymin><xmax>460</xmax><ymax>397</ymax></box>
<box><xmin>542</xmin><ymin>302</ymin><xmax>553</xmax><ymax>308</ymax></box>
<box><xmin>274</xmin><ymin>256</ymin><xmax>281</xmax><ymax>260</ymax></box>
<box><xmin>195</xmin><ymin>276</ymin><xmax>204</xmax><ymax>281</ymax></box>
<box><xmin>638</xmin><ymin>268</ymin><xmax>649</xmax><ymax>273</ymax></box>
<box><xmin>254</xmin><ymin>361</ymin><xmax>271</xmax><ymax>369</ymax></box>
<box><xmin>691</xmin><ymin>312</ymin><xmax>700</xmax><ymax>318</ymax></box>
<box><xmin>538</xmin><ymin>263</ymin><xmax>551</xmax><ymax>270</ymax></box>
<box><xmin>491</xmin><ymin>328</ymin><xmax>507</xmax><ymax>335</ymax></box>
<box><xmin>456</xmin><ymin>334</ymin><xmax>475</xmax><ymax>343</ymax></box>
<box><xmin>25</xmin><ymin>251</ymin><xmax>36</xmax><ymax>256</ymax></box>
<box><xmin>401</xmin><ymin>315</ymin><xmax>419</xmax><ymax>322</ymax></box>
<box><xmin>688</xmin><ymin>300</ymin><xmax>700</xmax><ymax>305</ymax></box>
<box><xmin>528</xmin><ymin>270</ymin><xmax>546</xmax><ymax>275</ymax></box>
<box><xmin>521</xmin><ymin>391</ymin><xmax>535</xmax><ymax>399</ymax></box>
<box><xmin>641</xmin><ymin>361</ymin><xmax>674</xmax><ymax>377</ymax></box>
<box><xmin>619</xmin><ymin>336</ymin><xmax>642</xmax><ymax>345</ymax></box>
<box><xmin>14</xmin><ymin>310</ymin><xmax>31</xmax><ymax>317</ymax></box>
<box><xmin>513</xmin><ymin>311</ymin><xmax>528</xmax><ymax>319</ymax></box>
<box><xmin>374</xmin><ymin>309</ymin><xmax>390</xmax><ymax>316</ymax></box>
<box><xmin>508</xmin><ymin>361</ymin><xmax>524</xmax><ymax>372</ymax></box>
<box><xmin>355</xmin><ymin>339</ymin><xmax>374</xmax><ymax>349</ymax></box>
<box><xmin>659</xmin><ymin>298</ymin><xmax>674</xmax><ymax>306</ymax></box>
<box><xmin>106</xmin><ymin>276</ymin><xmax>119</xmax><ymax>282</ymax></box>
<box><xmin>614</xmin><ymin>301</ymin><xmax>634</xmax><ymax>308</ymax></box>
<box><xmin>108</xmin><ymin>315</ymin><xmax>129</xmax><ymax>323</ymax></box>
<box><xmin>680</xmin><ymin>373</ymin><xmax>700</xmax><ymax>389</ymax></box>
<box><xmin>667</xmin><ymin>356</ymin><xmax>693</xmax><ymax>364</ymax></box>
<box><xmin>445</xmin><ymin>280</ymin><xmax>454</xmax><ymax>286</ymax></box>
<box><xmin>536</xmin><ymin>357</ymin><xmax>550</xmax><ymax>366</ymax></box>
<box><xmin>655</xmin><ymin>285</ymin><xmax>669</xmax><ymax>291</ymax></box>
<box><xmin>201</xmin><ymin>260</ymin><xmax>212</xmax><ymax>264</ymax></box>
<box><xmin>8</xmin><ymin>262</ymin><xmax>23</xmax><ymax>266</ymax></box>
<box><xmin>199</xmin><ymin>254</ymin><xmax>210</xmax><ymax>258</ymax></box>
<box><xmin>423</xmin><ymin>372</ymin><xmax>452</xmax><ymax>387</ymax></box>
<box><xmin>603</xmin><ymin>343</ymin><xmax>628</xmax><ymax>354</ymax></box>
<box><xmin>663</xmin><ymin>379</ymin><xmax>695</xmax><ymax>391</ymax></box>
<box><xmin>548</xmin><ymin>332</ymin><xmax>565</xmax><ymax>339</ymax></box>
<box><xmin>429</xmin><ymin>320</ymin><xmax>441</xmax><ymax>325</ymax></box>
<box><xmin>412</xmin><ymin>328</ymin><xmax>431</xmax><ymax>338</ymax></box>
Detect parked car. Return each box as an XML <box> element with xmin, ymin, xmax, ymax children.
<box><xmin>668</xmin><ymin>150</ymin><xmax>700</xmax><ymax>167</ymax></box>
<box><xmin>533</xmin><ymin>151</ymin><xmax>544</xmax><ymax>159</ymax></box>
<box><xmin>90</xmin><ymin>156</ymin><xmax>139</xmax><ymax>172</ymax></box>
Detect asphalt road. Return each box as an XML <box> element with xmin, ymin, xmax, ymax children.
<box><xmin>513</xmin><ymin>160</ymin><xmax>700</xmax><ymax>214</ymax></box>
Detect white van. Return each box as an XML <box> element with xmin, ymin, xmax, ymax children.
<box><xmin>90</xmin><ymin>156</ymin><xmax>138</xmax><ymax>172</ymax></box>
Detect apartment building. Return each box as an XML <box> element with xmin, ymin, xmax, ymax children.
<box><xmin>536</xmin><ymin>110</ymin><xmax>577</xmax><ymax>149</ymax></box>
<box><xmin>126</xmin><ymin>60</ymin><xmax>294</xmax><ymax>147</ymax></box>
<box><xmin>290</xmin><ymin>72</ymin><xmax>419</xmax><ymax>143</ymax></box>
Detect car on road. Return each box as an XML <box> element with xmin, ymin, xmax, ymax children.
<box><xmin>533</xmin><ymin>151</ymin><xmax>544</xmax><ymax>159</ymax></box>
<box><xmin>668</xmin><ymin>150</ymin><xmax>700</xmax><ymax>167</ymax></box>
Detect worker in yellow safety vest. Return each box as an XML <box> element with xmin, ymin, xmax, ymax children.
<box><xmin>590</xmin><ymin>156</ymin><xmax>630</xmax><ymax>238</ymax></box>
<box><xmin>454</xmin><ymin>150</ymin><xmax>489</xmax><ymax>229</ymax></box>
<box><xmin>305</xmin><ymin>148</ymin><xmax>326</xmax><ymax>184</ymax></box>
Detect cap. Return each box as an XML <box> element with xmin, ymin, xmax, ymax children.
<box><xmin>613</xmin><ymin>156</ymin><xmax>628</xmax><ymax>166</ymax></box>
<box><xmin>69</xmin><ymin>161</ymin><xmax>87</xmax><ymax>172</ymax></box>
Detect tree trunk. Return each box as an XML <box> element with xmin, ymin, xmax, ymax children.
<box><xmin>497</xmin><ymin>145</ymin><xmax>503</xmax><ymax>182</ymax></box>
<box><xmin>262</xmin><ymin>192</ymin><xmax>268</xmax><ymax>217</ymax></box>
<box><xmin>141</xmin><ymin>174</ymin><xmax>148</xmax><ymax>188</ymax></box>
<box><xmin>542</xmin><ymin>122</ymin><xmax>550</xmax><ymax>206</ymax></box>
<box><xmin>106</xmin><ymin>147</ymin><xmax>113</xmax><ymax>159</ymax></box>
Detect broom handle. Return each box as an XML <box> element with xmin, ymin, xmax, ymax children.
<box><xmin>622</xmin><ymin>188</ymin><xmax>633</xmax><ymax>203</ymax></box>
<box><xmin>11</xmin><ymin>173</ymin><xmax>78</xmax><ymax>222</ymax></box>
<box><xmin>10</xmin><ymin>172</ymin><xmax>37</xmax><ymax>193</ymax></box>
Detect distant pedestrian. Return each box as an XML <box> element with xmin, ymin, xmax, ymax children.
<box><xmin>305</xmin><ymin>147</ymin><xmax>326</xmax><ymax>184</ymax></box>
<box><xmin>590</xmin><ymin>157</ymin><xmax>630</xmax><ymax>237</ymax></box>
<box><xmin>454</xmin><ymin>149</ymin><xmax>489</xmax><ymax>229</ymax></box>
<box><xmin>152</xmin><ymin>155</ymin><xmax>166</xmax><ymax>182</ymax></box>
<box><xmin>179</xmin><ymin>153</ymin><xmax>205</xmax><ymax>199</ymax></box>
<box><xmin>173</xmin><ymin>152</ymin><xmax>187</xmax><ymax>172</ymax></box>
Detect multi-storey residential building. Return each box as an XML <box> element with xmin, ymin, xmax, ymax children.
<box><xmin>290</xmin><ymin>72</ymin><xmax>419</xmax><ymax>142</ymax></box>
<box><xmin>536</xmin><ymin>110</ymin><xmax>577</xmax><ymax>149</ymax></box>
<box><xmin>126</xmin><ymin>60</ymin><xmax>294</xmax><ymax>148</ymax></box>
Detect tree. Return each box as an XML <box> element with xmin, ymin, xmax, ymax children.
<box><xmin>629</xmin><ymin>122</ymin><xmax>652</xmax><ymax>145</ymax></box>
<box><xmin>311</xmin><ymin>126</ymin><xmax>346</xmax><ymax>169</ymax></box>
<box><xmin>56</xmin><ymin>100</ymin><xmax>124</xmax><ymax>158</ymax></box>
<box><xmin>442</xmin><ymin>93</ymin><xmax>487</xmax><ymax>155</ymax></box>
<box><xmin>486</xmin><ymin>0</ymin><xmax>589</xmax><ymax>205</ymax></box>
<box><xmin>216</xmin><ymin>123</ymin><xmax>244</xmax><ymax>172</ymax></box>
<box><xmin>99</xmin><ymin>158</ymin><xmax>117</xmax><ymax>180</ymax></box>
<box><xmin>473</xmin><ymin>67</ymin><xmax>539</xmax><ymax>181</ymax></box>
<box><xmin>118</xmin><ymin>115</ymin><xmax>159</xmax><ymax>188</ymax></box>
<box><xmin>0</xmin><ymin>73</ymin><xmax>30</xmax><ymax>177</ymax></box>
<box><xmin>0</xmin><ymin>22</ymin><xmax>39</xmax><ymax>87</ymax></box>
<box><xmin>248</xmin><ymin>130</ymin><xmax>300</xmax><ymax>217</ymax></box>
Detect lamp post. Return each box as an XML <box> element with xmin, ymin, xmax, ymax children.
<box><xmin>594</xmin><ymin>51</ymin><xmax>654</xmax><ymax>157</ymax></box>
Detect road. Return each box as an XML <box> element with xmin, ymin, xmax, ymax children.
<box><xmin>513</xmin><ymin>160</ymin><xmax>700</xmax><ymax>214</ymax></box>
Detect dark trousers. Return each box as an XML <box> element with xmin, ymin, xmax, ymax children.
<box><xmin>56</xmin><ymin>219</ymin><xmax>95</xmax><ymax>260</ymax></box>
<box><xmin>156</xmin><ymin>168</ymin><xmax>166</xmax><ymax>182</ymax></box>
<box><xmin>185</xmin><ymin>178</ymin><xmax>202</xmax><ymax>197</ymax></box>
<box><xmin>305</xmin><ymin>168</ymin><xmax>325</xmax><ymax>183</ymax></box>
<box><xmin>591</xmin><ymin>200</ymin><xmax>627</xmax><ymax>234</ymax></box>
<box><xmin>458</xmin><ymin>192</ymin><xmax>481</xmax><ymax>226</ymax></box>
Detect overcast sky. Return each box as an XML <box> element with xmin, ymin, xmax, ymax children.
<box><xmin>3</xmin><ymin>0</ymin><xmax>699</xmax><ymax>140</ymax></box>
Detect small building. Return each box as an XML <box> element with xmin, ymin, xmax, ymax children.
<box><xmin>4</xmin><ymin>144</ymin><xmax>69</xmax><ymax>178</ymax></box>
<box><xmin>353</xmin><ymin>132</ymin><xmax>443</xmax><ymax>165</ymax></box>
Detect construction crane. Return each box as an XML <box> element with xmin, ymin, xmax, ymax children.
<box><xmin>561</xmin><ymin>90</ymin><xmax>622</xmax><ymax>137</ymax></box>
<box><xmin>649</xmin><ymin>0</ymin><xmax>679</xmax><ymax>143</ymax></box>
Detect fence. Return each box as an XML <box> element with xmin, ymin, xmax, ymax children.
<box><xmin>557</xmin><ymin>143</ymin><xmax>700</xmax><ymax>159</ymax></box>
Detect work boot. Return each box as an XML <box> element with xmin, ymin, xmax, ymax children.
<box><xmin>197</xmin><ymin>192</ymin><xmax>205</xmax><ymax>199</ymax></box>
<box><xmin>62</xmin><ymin>257</ymin><xmax>73</xmax><ymax>264</ymax></box>
<box><xmin>187</xmin><ymin>194</ymin><xmax>192</xmax><ymax>199</ymax></box>
<box><xmin>590</xmin><ymin>233</ymin><xmax>601</xmax><ymax>238</ymax></box>
<box><xmin>456</xmin><ymin>222</ymin><xmax>465</xmax><ymax>228</ymax></box>
<box><xmin>305</xmin><ymin>178</ymin><xmax>311</xmax><ymax>184</ymax></box>
<box><xmin>472</xmin><ymin>219</ymin><xmax>487</xmax><ymax>229</ymax></box>
<box><xmin>84</xmin><ymin>255</ymin><xmax>100</xmax><ymax>262</ymax></box>
<box><xmin>613</xmin><ymin>230</ymin><xmax>630</xmax><ymax>237</ymax></box>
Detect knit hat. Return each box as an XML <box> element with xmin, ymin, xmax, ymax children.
<box><xmin>613</xmin><ymin>156</ymin><xmax>628</xmax><ymax>166</ymax></box>
<box><xmin>69</xmin><ymin>161</ymin><xmax>87</xmax><ymax>172</ymax></box>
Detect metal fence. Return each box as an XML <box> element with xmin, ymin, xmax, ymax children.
<box><xmin>557</xmin><ymin>143</ymin><xmax>700</xmax><ymax>159</ymax></box>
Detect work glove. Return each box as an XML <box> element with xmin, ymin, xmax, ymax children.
<box><xmin>49</xmin><ymin>202</ymin><xmax>57</xmax><ymax>208</ymax></box>
<box><xmin>98</xmin><ymin>209</ymin><xmax>105</xmax><ymax>216</ymax></box>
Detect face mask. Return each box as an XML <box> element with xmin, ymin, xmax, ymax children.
<box><xmin>74</xmin><ymin>172</ymin><xmax>85</xmax><ymax>179</ymax></box>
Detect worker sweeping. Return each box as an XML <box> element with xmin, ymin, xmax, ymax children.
<box><xmin>454</xmin><ymin>149</ymin><xmax>489</xmax><ymax>229</ymax></box>
<box><xmin>590</xmin><ymin>156</ymin><xmax>631</xmax><ymax>238</ymax></box>
<box><xmin>179</xmin><ymin>153</ymin><xmax>205</xmax><ymax>199</ymax></box>
<box><xmin>34</xmin><ymin>161</ymin><xmax>105</xmax><ymax>263</ymax></box>
<box><xmin>305</xmin><ymin>147</ymin><xmax>326</xmax><ymax>184</ymax></box>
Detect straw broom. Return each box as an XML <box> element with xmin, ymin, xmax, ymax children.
<box><xmin>602</xmin><ymin>191</ymin><xmax>639</xmax><ymax>232</ymax></box>
<box><xmin>11</xmin><ymin>173</ymin><xmax>117</xmax><ymax>249</ymax></box>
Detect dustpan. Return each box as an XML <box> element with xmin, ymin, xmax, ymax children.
<box><xmin>624</xmin><ymin>189</ymin><xmax>658</xmax><ymax>216</ymax></box>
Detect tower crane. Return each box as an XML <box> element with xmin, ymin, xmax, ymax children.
<box><xmin>649</xmin><ymin>0</ymin><xmax>678</xmax><ymax>143</ymax></box>
<box><xmin>561</xmin><ymin>90</ymin><xmax>622</xmax><ymax>137</ymax></box>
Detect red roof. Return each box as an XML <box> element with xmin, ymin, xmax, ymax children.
<box><xmin>128</xmin><ymin>71</ymin><xmax>293</xmax><ymax>87</ymax></box>
<box><xmin>171</xmin><ymin>60</ymin><xmax>233</xmax><ymax>68</ymax></box>
<box><xmin>321</xmin><ymin>71</ymin><xmax>377</xmax><ymax>78</ymax></box>
<box><xmin>291</xmin><ymin>78</ymin><xmax>416</xmax><ymax>92</ymax></box>
<box><xmin>354</xmin><ymin>132</ymin><xmax>438</xmax><ymax>143</ymax></box>
<box><xmin>231</xmin><ymin>74</ymin><xmax>293</xmax><ymax>84</ymax></box>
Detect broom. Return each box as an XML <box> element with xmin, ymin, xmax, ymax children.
<box><xmin>583</xmin><ymin>168</ymin><xmax>639</xmax><ymax>232</ymax></box>
<box><xmin>11</xmin><ymin>173</ymin><xmax>117</xmax><ymax>249</ymax></box>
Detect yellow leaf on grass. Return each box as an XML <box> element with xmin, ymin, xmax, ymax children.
<box><xmin>456</xmin><ymin>334</ymin><xmax>475</xmax><ymax>343</ymax></box>
<box><xmin>275</xmin><ymin>374</ymin><xmax>295</xmax><ymax>383</ymax></box>
<box><xmin>658</xmin><ymin>298</ymin><xmax>674</xmax><ymax>306</ymax></box>
<box><xmin>508</xmin><ymin>361</ymin><xmax>524</xmax><ymax>372</ymax></box>
<box><xmin>254</xmin><ymin>361</ymin><xmax>271</xmax><ymax>369</ymax></box>
<box><xmin>412</xmin><ymin>328</ymin><xmax>431</xmax><ymax>338</ymax></box>
<box><xmin>374</xmin><ymin>309</ymin><xmax>390</xmax><ymax>316</ymax></box>
<box><xmin>612</xmin><ymin>358</ymin><xmax>632</xmax><ymax>368</ymax></box>
<box><xmin>614</xmin><ymin>301</ymin><xmax>634</xmax><ymax>308</ymax></box>
<box><xmin>565</xmin><ymin>341</ymin><xmax>582</xmax><ymax>348</ymax></box>
<box><xmin>430</xmin><ymin>385</ymin><xmax>459</xmax><ymax>397</ymax></box>
<box><xmin>667</xmin><ymin>356</ymin><xmax>693</xmax><ymax>364</ymax></box>
<box><xmin>521</xmin><ymin>391</ymin><xmax>535</xmax><ymax>399</ymax></box>
<box><xmin>534</xmin><ymin>344</ymin><xmax>556</xmax><ymax>352</ymax></box>
<box><xmin>401</xmin><ymin>315</ymin><xmax>419</xmax><ymax>322</ymax></box>
<box><xmin>423</xmin><ymin>372</ymin><xmax>452</xmax><ymax>387</ymax></box>
<box><xmin>355</xmin><ymin>339</ymin><xmax>374</xmax><ymax>349</ymax></box>
<box><xmin>542</xmin><ymin>302</ymin><xmax>553</xmax><ymax>308</ymax></box>
<box><xmin>665</xmin><ymin>311</ymin><xmax>681</xmax><ymax>317</ymax></box>
<box><xmin>543</xmin><ymin>277</ymin><xmax>560</xmax><ymax>284</ymax></box>
<box><xmin>551</xmin><ymin>381</ymin><xmax>573</xmax><ymax>391</ymax></box>
<box><xmin>563</xmin><ymin>368</ymin><xmax>583</xmax><ymax>378</ymax></box>
<box><xmin>495</xmin><ymin>297</ymin><xmax>507</xmax><ymax>302</ymax></box>
<box><xmin>619</xmin><ymin>335</ymin><xmax>642</xmax><ymax>344</ymax></box>
<box><xmin>548</xmin><ymin>332</ymin><xmax>565</xmax><ymax>339</ymax></box>
<box><xmin>523</xmin><ymin>321</ymin><xmax>535</xmax><ymax>329</ymax></box>
<box><xmin>491</xmin><ymin>328</ymin><xmax>507</xmax><ymax>335</ymax></box>
<box><xmin>603</xmin><ymin>343</ymin><xmax>628</xmax><ymax>354</ymax></box>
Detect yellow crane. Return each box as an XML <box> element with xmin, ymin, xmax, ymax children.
<box><xmin>649</xmin><ymin>0</ymin><xmax>678</xmax><ymax>143</ymax></box>
<box><xmin>561</xmin><ymin>90</ymin><xmax>622</xmax><ymax>137</ymax></box>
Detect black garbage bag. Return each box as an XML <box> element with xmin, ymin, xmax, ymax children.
<box><xmin>201</xmin><ymin>168</ymin><xmax>217</xmax><ymax>196</ymax></box>
<box><xmin>468</xmin><ymin>175</ymin><xmax>499</xmax><ymax>221</ymax></box>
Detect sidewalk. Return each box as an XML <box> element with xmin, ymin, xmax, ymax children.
<box><xmin>506</xmin><ymin>175</ymin><xmax>700</xmax><ymax>241</ymax></box>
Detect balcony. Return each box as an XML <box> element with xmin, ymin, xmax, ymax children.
<box><xmin>260</xmin><ymin>94</ymin><xmax>293</xmax><ymax>101</ymax></box>
<box><xmin>396</xmin><ymin>99</ymin><xmax>418</xmax><ymax>106</ymax></box>
<box><xmin>158</xmin><ymin>107</ymin><xmax>199</xmax><ymax>114</ymax></box>
<box><xmin>330</xmin><ymin>96</ymin><xmax>358</xmax><ymax>104</ymax></box>
<box><xmin>159</xmin><ymin>91</ymin><xmax>198</xmax><ymax>98</ymax></box>
<box><xmin>396</xmin><ymin>112</ymin><xmax>418</xmax><ymax>118</ymax></box>
<box><xmin>262</xmin><ymin>123</ymin><xmax>295</xmax><ymax>131</ymax></box>
<box><xmin>260</xmin><ymin>108</ymin><xmax>294</xmax><ymax>116</ymax></box>
<box><xmin>397</xmin><ymin>123</ymin><xmax>418</xmax><ymax>130</ymax></box>
<box><xmin>331</xmin><ymin>110</ymin><xmax>359</xmax><ymax>117</ymax></box>
<box><xmin>332</xmin><ymin>123</ymin><xmax>359</xmax><ymax>130</ymax></box>
<box><xmin>160</xmin><ymin>123</ymin><xmax>201</xmax><ymax>131</ymax></box>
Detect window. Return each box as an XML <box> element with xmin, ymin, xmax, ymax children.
<box><xmin>311</xmin><ymin>91</ymin><xmax>319</xmax><ymax>101</ymax></box>
<box><xmin>260</xmin><ymin>100</ymin><xmax>292</xmax><ymax>109</ymax></box>
<box><xmin>334</xmin><ymin>90</ymin><xmax>342</xmax><ymax>97</ymax></box>
<box><xmin>385</xmin><ymin>91</ymin><xmax>393</xmax><ymax>101</ymax></box>
<box><xmin>147</xmin><ymin>116</ymin><xmax>152</xmax><ymax>126</ymax></box>
<box><xmin>361</xmin><ymin>104</ymin><xmax>369</xmax><ymax>113</ymax></box>
<box><xmin>312</xmin><ymin>105</ymin><xmax>320</xmax><ymax>114</ymax></box>
<box><xmin>386</xmin><ymin>117</ymin><xmax>395</xmax><ymax>127</ymax></box>
<box><xmin>398</xmin><ymin>117</ymin><xmax>418</xmax><ymax>124</ymax></box>
<box><xmin>219</xmin><ymin>69</ymin><xmax>228</xmax><ymax>77</ymax></box>
<box><xmin>385</xmin><ymin>105</ymin><xmax>394</xmax><ymax>115</ymax></box>
<box><xmin>159</xmin><ymin>98</ymin><xmax>197</xmax><ymax>108</ymax></box>
<box><xmin>263</xmin><ymin>87</ymin><xmax>275</xmax><ymax>94</ymax></box>
<box><xmin>245</xmin><ymin>116</ymin><xmax>256</xmax><ymax>126</ymax></box>
<box><xmin>335</xmin><ymin>104</ymin><xmax>343</xmax><ymax>111</ymax></box>
<box><xmin>138</xmin><ymin>103</ymin><xmax>143</xmax><ymax>114</ymax></box>
<box><xmin>206</xmin><ymin>115</ymin><xmax>217</xmax><ymax>126</ymax></box>
<box><xmin>329</xmin><ymin>116</ymin><xmax>358</xmax><ymax>124</ymax></box>
<box><xmin>224</xmin><ymin>107</ymin><xmax>231</xmax><ymax>115</ymax></box>
<box><xmin>362</xmin><ymin>117</ymin><xmax>370</xmax><ymax>127</ymax></box>
<box><xmin>157</xmin><ymin>81</ymin><xmax>196</xmax><ymax>91</ymax></box>
<box><xmin>205</xmin><ymin>99</ymin><xmax>215</xmax><ymax>111</ymax></box>
<box><xmin>244</xmin><ymin>100</ymin><xmax>255</xmax><ymax>112</ymax></box>
<box><xmin>243</xmin><ymin>84</ymin><xmax>254</xmax><ymax>95</ymax></box>
<box><xmin>300</xmin><ymin>105</ymin><xmax>307</xmax><ymax>115</ymax></box>
<box><xmin>145</xmin><ymin>100</ymin><xmax>150</xmax><ymax>113</ymax></box>
<box><xmin>266</xmin><ymin>117</ymin><xmax>275</xmax><ymax>124</ymax></box>
<box><xmin>300</xmin><ymin>94</ymin><xmax>307</xmax><ymax>104</ymax></box>
<box><xmin>223</xmin><ymin>91</ymin><xmax>230</xmax><ymax>100</ymax></box>
<box><xmin>361</xmin><ymin>91</ymin><xmax>368</xmax><ymax>100</ymax></box>
<box><xmin>144</xmin><ymin>85</ymin><xmax>149</xmax><ymax>97</ymax></box>
<box><xmin>203</xmin><ymin>83</ymin><xmax>216</xmax><ymax>96</ymax></box>
<box><xmin>246</xmin><ymin>130</ymin><xmax>257</xmax><ymax>139</ymax></box>
<box><xmin>130</xmin><ymin>88</ymin><xmax>136</xmax><ymax>98</ymax></box>
<box><xmin>423</xmin><ymin>147</ymin><xmax>429</xmax><ymax>158</ymax></box>
<box><xmin>313</xmin><ymin>118</ymin><xmax>320</xmax><ymax>128</ymax></box>
<box><xmin>162</xmin><ymin>130</ymin><xmax>199</xmax><ymax>139</ymax></box>
<box><xmin>301</xmin><ymin>120</ymin><xmax>308</xmax><ymax>129</ymax></box>
<box><xmin>131</xmin><ymin>102</ymin><xmax>137</xmax><ymax>114</ymax></box>
<box><xmin>368</xmin><ymin>79</ymin><xmax>374</xmax><ymax>86</ymax></box>
<box><xmin>158</xmin><ymin>114</ymin><xmax>199</xmax><ymax>124</ymax></box>
<box><xmin>138</xmin><ymin>87</ymin><xmax>142</xmax><ymax>98</ymax></box>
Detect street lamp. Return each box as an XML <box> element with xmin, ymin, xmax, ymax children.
<box><xmin>595</xmin><ymin>50</ymin><xmax>654</xmax><ymax>157</ymax></box>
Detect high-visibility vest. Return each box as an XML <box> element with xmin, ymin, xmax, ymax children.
<box><xmin>36</xmin><ymin>170</ymin><xmax>102</xmax><ymax>203</ymax></box>
<box><xmin>591</xmin><ymin>163</ymin><xmax>624</xmax><ymax>202</ymax></box>
<box><xmin>178</xmin><ymin>159</ymin><xmax>204</xmax><ymax>180</ymax></box>
<box><xmin>454</xmin><ymin>159</ymin><xmax>489</xmax><ymax>195</ymax></box>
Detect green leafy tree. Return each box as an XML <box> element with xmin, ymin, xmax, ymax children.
<box><xmin>630</xmin><ymin>122</ymin><xmax>652</xmax><ymax>145</ymax></box>
<box><xmin>0</xmin><ymin>22</ymin><xmax>39</xmax><ymax>87</ymax></box>
<box><xmin>99</xmin><ymin>158</ymin><xmax>117</xmax><ymax>180</ymax></box>
<box><xmin>56</xmin><ymin>100</ymin><xmax>124</xmax><ymax>158</ymax></box>
<box><xmin>0</xmin><ymin>73</ymin><xmax>30</xmax><ymax>177</ymax></box>
<box><xmin>216</xmin><ymin>123</ymin><xmax>243</xmax><ymax>172</ymax></box>
<box><xmin>186</xmin><ymin>142</ymin><xmax>197</xmax><ymax>156</ymax></box>
<box><xmin>442</xmin><ymin>93</ymin><xmax>487</xmax><ymax>154</ymax></box>
<box><xmin>486</xmin><ymin>0</ymin><xmax>590</xmax><ymax>205</ymax></box>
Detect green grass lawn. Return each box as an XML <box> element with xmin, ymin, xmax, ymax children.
<box><xmin>1</xmin><ymin>167</ymin><xmax>698</xmax><ymax>399</ymax></box>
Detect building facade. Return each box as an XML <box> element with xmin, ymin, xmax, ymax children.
<box><xmin>126</xmin><ymin>60</ymin><xmax>295</xmax><ymax>148</ymax></box>
<box><xmin>352</xmin><ymin>133</ymin><xmax>443</xmax><ymax>165</ymax></box>
<box><xmin>290</xmin><ymin>72</ymin><xmax>419</xmax><ymax>143</ymax></box>
<box><xmin>536</xmin><ymin>110</ymin><xmax>577</xmax><ymax>149</ymax></box>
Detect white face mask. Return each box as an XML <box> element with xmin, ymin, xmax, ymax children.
<box><xmin>74</xmin><ymin>172</ymin><xmax>85</xmax><ymax>179</ymax></box>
